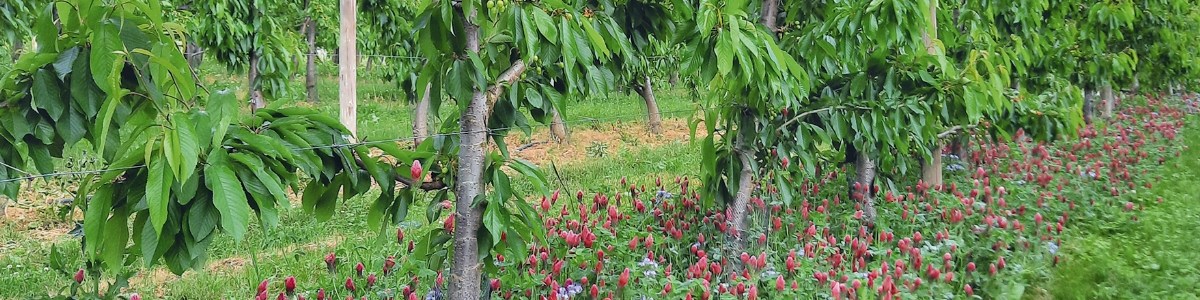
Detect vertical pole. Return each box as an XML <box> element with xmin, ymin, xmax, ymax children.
<box><xmin>339</xmin><ymin>0</ymin><xmax>358</xmax><ymax>137</ymax></box>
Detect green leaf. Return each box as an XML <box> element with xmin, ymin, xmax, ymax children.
<box><xmin>55</xmin><ymin>106</ymin><xmax>87</xmax><ymax>146</ymax></box>
<box><xmin>33</xmin><ymin>4</ymin><xmax>57</xmax><ymax>52</ymax></box>
<box><xmin>483</xmin><ymin>199</ymin><xmax>506</xmax><ymax>246</ymax></box>
<box><xmin>52</xmin><ymin>47</ymin><xmax>81</xmax><ymax>81</ymax></box>
<box><xmin>775</xmin><ymin>175</ymin><xmax>793</xmax><ymax>206</ymax></box>
<box><xmin>70</xmin><ymin>48</ymin><xmax>103</xmax><ymax>119</ymax></box>
<box><xmin>90</xmin><ymin>22</ymin><xmax>124</xmax><ymax>93</ymax></box>
<box><xmin>137</xmin><ymin>213</ymin><xmax>161</xmax><ymax>266</ymax></box>
<box><xmin>146</xmin><ymin>155</ymin><xmax>173</xmax><ymax>235</ymax></box>
<box><xmin>29</xmin><ymin>145</ymin><xmax>54</xmax><ymax>174</ymax></box>
<box><xmin>33</xmin><ymin>69</ymin><xmax>66</xmax><ymax>122</ymax></box>
<box><xmin>172</xmin><ymin>114</ymin><xmax>200</xmax><ymax>184</ymax></box>
<box><xmin>101</xmin><ymin>208</ymin><xmax>130</xmax><ymax>273</ymax></box>
<box><xmin>716</xmin><ymin>32</ymin><xmax>734</xmax><ymax>76</ymax></box>
<box><xmin>531</xmin><ymin>9</ymin><xmax>558</xmax><ymax>41</ymax></box>
<box><xmin>84</xmin><ymin>186</ymin><xmax>115</xmax><ymax>257</ymax></box>
<box><xmin>204</xmin><ymin>150</ymin><xmax>251</xmax><ymax>241</ymax></box>
<box><xmin>206</xmin><ymin>90</ymin><xmax>236</xmax><ymax>148</ymax></box>
<box><xmin>187</xmin><ymin>197</ymin><xmax>219</xmax><ymax>242</ymax></box>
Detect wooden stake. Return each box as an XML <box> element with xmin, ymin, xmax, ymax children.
<box><xmin>339</xmin><ymin>0</ymin><xmax>358</xmax><ymax>137</ymax></box>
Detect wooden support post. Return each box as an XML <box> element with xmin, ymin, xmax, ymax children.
<box><xmin>339</xmin><ymin>0</ymin><xmax>358</xmax><ymax>137</ymax></box>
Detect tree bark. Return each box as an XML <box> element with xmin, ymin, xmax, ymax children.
<box><xmin>305</xmin><ymin>15</ymin><xmax>318</xmax><ymax>103</ymax></box>
<box><xmin>549</xmin><ymin>106</ymin><xmax>568</xmax><ymax>143</ymax></box>
<box><xmin>449</xmin><ymin>7</ymin><xmax>486</xmax><ymax>300</ymax></box>
<box><xmin>1131</xmin><ymin>76</ymin><xmax>1140</xmax><ymax>95</ymax></box>
<box><xmin>9</xmin><ymin>40</ymin><xmax>21</xmax><ymax>61</ymax></box>
<box><xmin>248</xmin><ymin>51</ymin><xmax>266</xmax><ymax>111</ymax></box>
<box><xmin>669</xmin><ymin>71</ymin><xmax>679</xmax><ymax>87</ymax></box>
<box><xmin>339</xmin><ymin>0</ymin><xmax>358</xmax><ymax>136</ymax></box>
<box><xmin>855</xmin><ymin>153</ymin><xmax>878</xmax><ymax>224</ymax></box>
<box><xmin>918</xmin><ymin>0</ymin><xmax>942</xmax><ymax>187</ymax></box>
<box><xmin>185</xmin><ymin>41</ymin><xmax>203</xmax><ymax>70</ymax></box>
<box><xmin>413</xmin><ymin>83</ymin><xmax>433</xmax><ymax>145</ymax></box>
<box><xmin>0</xmin><ymin>196</ymin><xmax>7</xmax><ymax>219</ymax></box>
<box><xmin>760</xmin><ymin>0</ymin><xmax>780</xmax><ymax>33</ymax></box>
<box><xmin>727</xmin><ymin>129</ymin><xmax>755</xmax><ymax>270</ymax></box>
<box><xmin>1102</xmin><ymin>83</ymin><xmax>1114</xmax><ymax>118</ymax></box>
<box><xmin>921</xmin><ymin>141</ymin><xmax>943</xmax><ymax>188</ymax></box>
<box><xmin>949</xmin><ymin>135</ymin><xmax>969</xmax><ymax>163</ymax></box>
<box><xmin>248</xmin><ymin>1</ymin><xmax>266</xmax><ymax>111</ymax></box>
<box><xmin>638</xmin><ymin>76</ymin><xmax>663</xmax><ymax>134</ymax></box>
<box><xmin>1082</xmin><ymin>88</ymin><xmax>1094</xmax><ymax>125</ymax></box>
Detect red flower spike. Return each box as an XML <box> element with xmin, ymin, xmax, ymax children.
<box><xmin>258</xmin><ymin>279</ymin><xmax>269</xmax><ymax>294</ymax></box>
<box><xmin>410</xmin><ymin>160</ymin><xmax>423</xmax><ymax>181</ymax></box>
<box><xmin>285</xmin><ymin>276</ymin><xmax>297</xmax><ymax>294</ymax></box>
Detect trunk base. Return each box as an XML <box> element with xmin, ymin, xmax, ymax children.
<box><xmin>854</xmin><ymin>154</ymin><xmax>877</xmax><ymax>224</ymax></box>
<box><xmin>550</xmin><ymin>108</ymin><xmax>568</xmax><ymax>143</ymax></box>
<box><xmin>921</xmin><ymin>142</ymin><xmax>944</xmax><ymax>189</ymax></box>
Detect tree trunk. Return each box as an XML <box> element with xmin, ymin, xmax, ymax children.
<box><xmin>1132</xmin><ymin>76</ymin><xmax>1140</xmax><ymax>95</ymax></box>
<box><xmin>0</xmin><ymin>196</ymin><xmax>7</xmax><ymax>219</ymax></box>
<box><xmin>413</xmin><ymin>83</ymin><xmax>433</xmax><ymax>145</ymax></box>
<box><xmin>248</xmin><ymin>51</ymin><xmax>266</xmax><ymax>111</ymax></box>
<box><xmin>918</xmin><ymin>0</ymin><xmax>943</xmax><ymax>187</ymax></box>
<box><xmin>727</xmin><ymin>130</ymin><xmax>755</xmax><ymax>271</ymax></box>
<box><xmin>1082</xmin><ymin>88</ymin><xmax>1094</xmax><ymax>125</ymax></box>
<box><xmin>1102</xmin><ymin>83</ymin><xmax>1114</xmax><ymax>118</ymax></box>
<box><xmin>185</xmin><ymin>41</ymin><xmax>203</xmax><ymax>70</ymax></box>
<box><xmin>855</xmin><ymin>153</ymin><xmax>878</xmax><ymax>224</ymax></box>
<box><xmin>638</xmin><ymin>76</ymin><xmax>663</xmax><ymax>134</ymax></box>
<box><xmin>305</xmin><ymin>17</ymin><xmax>318</xmax><ymax>103</ymax></box>
<box><xmin>760</xmin><ymin>0</ymin><xmax>780</xmax><ymax>33</ymax></box>
<box><xmin>339</xmin><ymin>0</ymin><xmax>358</xmax><ymax>136</ymax></box>
<box><xmin>921</xmin><ymin>141</ymin><xmax>943</xmax><ymax>188</ymax></box>
<box><xmin>247</xmin><ymin>1</ymin><xmax>266</xmax><ymax>111</ymax></box>
<box><xmin>9</xmin><ymin>40</ymin><xmax>21</xmax><ymax>61</ymax></box>
<box><xmin>669</xmin><ymin>71</ymin><xmax>679</xmax><ymax>87</ymax></box>
<box><xmin>449</xmin><ymin>7</ymin><xmax>487</xmax><ymax>300</ymax></box>
<box><xmin>949</xmin><ymin>135</ymin><xmax>969</xmax><ymax>163</ymax></box>
<box><xmin>549</xmin><ymin>106</ymin><xmax>568</xmax><ymax>143</ymax></box>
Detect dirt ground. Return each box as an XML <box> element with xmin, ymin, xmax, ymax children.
<box><xmin>504</xmin><ymin>118</ymin><xmax>700</xmax><ymax>165</ymax></box>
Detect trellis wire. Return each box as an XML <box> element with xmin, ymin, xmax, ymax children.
<box><xmin>0</xmin><ymin>106</ymin><xmax>705</xmax><ymax>184</ymax></box>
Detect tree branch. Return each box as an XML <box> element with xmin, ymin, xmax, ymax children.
<box><xmin>353</xmin><ymin>156</ymin><xmax>448</xmax><ymax>191</ymax></box>
<box><xmin>396</xmin><ymin>175</ymin><xmax>449</xmax><ymax>190</ymax></box>
<box><xmin>776</xmin><ymin>106</ymin><xmax>839</xmax><ymax>133</ymax></box>
<box><xmin>937</xmin><ymin>125</ymin><xmax>976</xmax><ymax>139</ymax></box>
<box><xmin>483</xmin><ymin>59</ymin><xmax>527</xmax><ymax>119</ymax></box>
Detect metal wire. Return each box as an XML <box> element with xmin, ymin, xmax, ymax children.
<box><xmin>291</xmin><ymin>106</ymin><xmax>703</xmax><ymax>150</ymax></box>
<box><xmin>0</xmin><ymin>165</ymin><xmax>146</xmax><ymax>184</ymax></box>
<box><xmin>0</xmin><ymin>106</ymin><xmax>704</xmax><ymax>184</ymax></box>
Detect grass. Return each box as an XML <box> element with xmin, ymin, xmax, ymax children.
<box><xmin>0</xmin><ymin>56</ymin><xmax>704</xmax><ymax>298</ymax></box>
<box><xmin>199</xmin><ymin>60</ymin><xmax>699</xmax><ymax>141</ymax></box>
<box><xmin>1045</xmin><ymin>118</ymin><xmax>1200</xmax><ymax>299</ymax></box>
<box><xmin>0</xmin><ymin>132</ymin><xmax>703</xmax><ymax>298</ymax></box>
